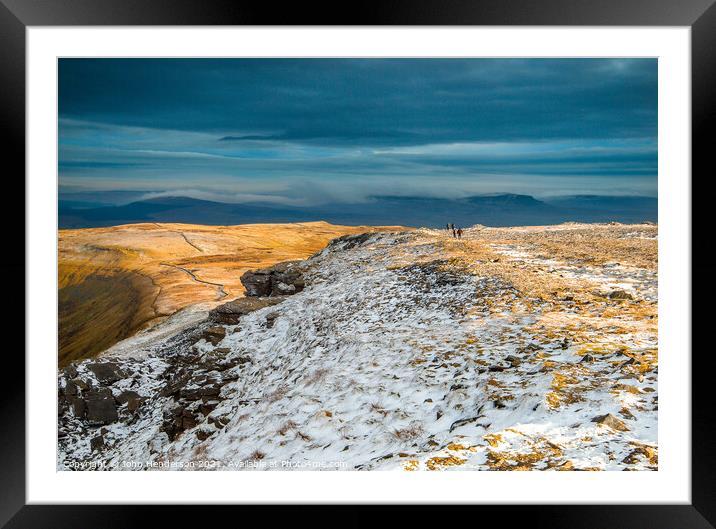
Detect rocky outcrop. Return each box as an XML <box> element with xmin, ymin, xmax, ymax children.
<box><xmin>158</xmin><ymin>348</ymin><xmax>246</xmax><ymax>441</ymax></box>
<box><xmin>240</xmin><ymin>261</ymin><xmax>305</xmax><ymax>297</ymax></box>
<box><xmin>209</xmin><ymin>296</ymin><xmax>286</xmax><ymax>325</ymax></box>
<box><xmin>58</xmin><ymin>343</ymin><xmax>252</xmax><ymax>458</ymax></box>
<box><xmin>324</xmin><ymin>232</ymin><xmax>375</xmax><ymax>251</ymax></box>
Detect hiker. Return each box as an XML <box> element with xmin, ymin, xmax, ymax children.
<box><xmin>457</xmin><ymin>228</ymin><xmax>463</xmax><ymax>239</ymax></box>
<box><xmin>452</xmin><ymin>225</ymin><xmax>457</xmax><ymax>238</ymax></box>
<box><xmin>446</xmin><ymin>223</ymin><xmax>450</xmax><ymax>232</ymax></box>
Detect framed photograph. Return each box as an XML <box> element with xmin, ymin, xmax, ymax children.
<box><xmin>3</xmin><ymin>0</ymin><xmax>711</xmax><ymax>526</ymax></box>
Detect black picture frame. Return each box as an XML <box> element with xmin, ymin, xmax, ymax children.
<box><xmin>2</xmin><ymin>0</ymin><xmax>711</xmax><ymax>526</ymax></box>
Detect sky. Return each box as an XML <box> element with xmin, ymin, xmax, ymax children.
<box><xmin>58</xmin><ymin>58</ymin><xmax>657</xmax><ymax>206</ymax></box>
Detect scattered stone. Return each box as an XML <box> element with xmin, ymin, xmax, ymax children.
<box><xmin>449</xmin><ymin>416</ymin><xmax>482</xmax><ymax>432</ymax></box>
<box><xmin>90</xmin><ymin>434</ymin><xmax>105</xmax><ymax>452</ymax></box>
<box><xmin>619</xmin><ymin>407</ymin><xmax>636</xmax><ymax>420</ymax></box>
<box><xmin>265</xmin><ymin>312</ymin><xmax>279</xmax><ymax>328</ymax></box>
<box><xmin>505</xmin><ymin>355</ymin><xmax>521</xmax><ymax>367</ymax></box>
<box><xmin>196</xmin><ymin>429</ymin><xmax>213</xmax><ymax>441</ymax></box>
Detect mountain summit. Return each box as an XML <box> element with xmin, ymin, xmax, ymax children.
<box><xmin>58</xmin><ymin>222</ymin><xmax>658</xmax><ymax>471</ymax></box>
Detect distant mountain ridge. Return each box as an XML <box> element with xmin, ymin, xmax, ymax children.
<box><xmin>59</xmin><ymin>193</ymin><xmax>657</xmax><ymax>229</ymax></box>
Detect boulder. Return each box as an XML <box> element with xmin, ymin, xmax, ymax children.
<box><xmin>72</xmin><ymin>377</ymin><xmax>90</xmax><ymax>391</ymax></box>
<box><xmin>209</xmin><ymin>296</ymin><xmax>285</xmax><ymax>325</ymax></box>
<box><xmin>195</xmin><ymin>428</ymin><xmax>214</xmax><ymax>441</ymax></box>
<box><xmin>116</xmin><ymin>390</ymin><xmax>140</xmax><ymax>405</ymax></box>
<box><xmin>116</xmin><ymin>390</ymin><xmax>143</xmax><ymax>412</ymax></box>
<box><xmin>67</xmin><ymin>396</ymin><xmax>86</xmax><ymax>418</ymax></box>
<box><xmin>85</xmin><ymin>389</ymin><xmax>119</xmax><ymax>425</ymax></box>
<box><xmin>162</xmin><ymin>404</ymin><xmax>199</xmax><ymax>441</ymax></box>
<box><xmin>63</xmin><ymin>379</ymin><xmax>78</xmax><ymax>396</ymax></box>
<box><xmin>240</xmin><ymin>261</ymin><xmax>305</xmax><ymax>298</ymax></box>
<box><xmin>265</xmin><ymin>312</ymin><xmax>279</xmax><ymax>328</ymax></box>
<box><xmin>607</xmin><ymin>290</ymin><xmax>633</xmax><ymax>301</ymax></box>
<box><xmin>126</xmin><ymin>395</ymin><xmax>143</xmax><ymax>413</ymax></box>
<box><xmin>208</xmin><ymin>414</ymin><xmax>231</xmax><ymax>429</ymax></box>
<box><xmin>87</xmin><ymin>362</ymin><xmax>125</xmax><ymax>385</ymax></box>
<box><xmin>505</xmin><ymin>355</ymin><xmax>521</xmax><ymax>367</ymax></box>
<box><xmin>591</xmin><ymin>413</ymin><xmax>629</xmax><ymax>432</ymax></box>
<box><xmin>90</xmin><ymin>434</ymin><xmax>105</xmax><ymax>452</ymax></box>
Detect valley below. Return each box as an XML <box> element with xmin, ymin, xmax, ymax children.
<box><xmin>58</xmin><ymin>222</ymin><xmax>658</xmax><ymax>471</ymax></box>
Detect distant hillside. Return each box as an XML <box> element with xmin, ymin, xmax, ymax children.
<box><xmin>59</xmin><ymin>193</ymin><xmax>658</xmax><ymax>229</ymax></box>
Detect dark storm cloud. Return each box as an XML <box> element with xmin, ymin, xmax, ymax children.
<box><xmin>58</xmin><ymin>58</ymin><xmax>657</xmax><ymax>203</ymax></box>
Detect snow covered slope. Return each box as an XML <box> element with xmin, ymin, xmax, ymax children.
<box><xmin>58</xmin><ymin>224</ymin><xmax>658</xmax><ymax>471</ymax></box>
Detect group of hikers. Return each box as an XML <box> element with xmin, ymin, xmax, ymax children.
<box><xmin>446</xmin><ymin>223</ymin><xmax>464</xmax><ymax>239</ymax></box>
